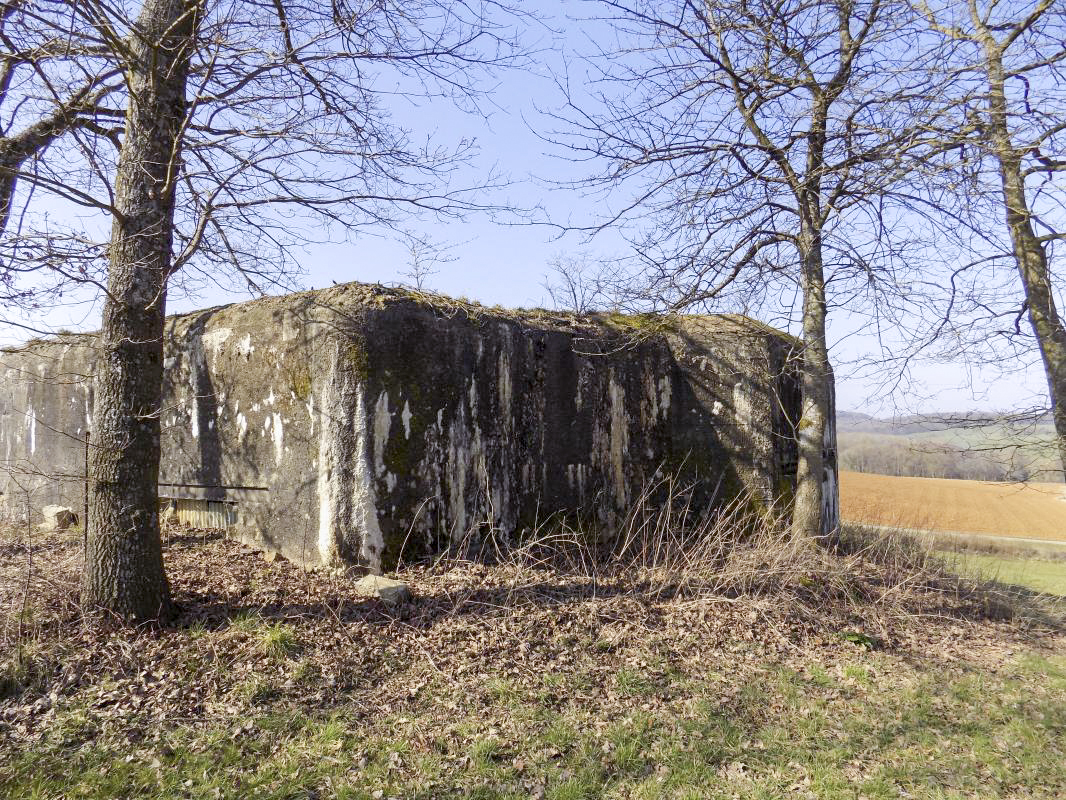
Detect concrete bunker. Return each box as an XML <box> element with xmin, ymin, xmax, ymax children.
<box><xmin>0</xmin><ymin>283</ymin><xmax>805</xmax><ymax>571</ymax></box>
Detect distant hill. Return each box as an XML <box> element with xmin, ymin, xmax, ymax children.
<box><xmin>836</xmin><ymin>410</ymin><xmax>1061</xmax><ymax>483</ymax></box>
<box><xmin>837</xmin><ymin>410</ymin><xmax>1056</xmax><ymax>436</ymax></box>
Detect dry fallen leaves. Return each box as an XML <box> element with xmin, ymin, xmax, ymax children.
<box><xmin>0</xmin><ymin>523</ymin><xmax>1061</xmax><ymax>755</ymax></box>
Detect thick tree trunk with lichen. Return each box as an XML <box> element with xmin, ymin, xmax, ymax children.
<box><xmin>789</xmin><ymin>91</ymin><xmax>840</xmax><ymax>543</ymax></box>
<box><xmin>983</xmin><ymin>44</ymin><xmax>1066</xmax><ymax>480</ymax></box>
<box><xmin>1014</xmin><ymin>219</ymin><xmax>1066</xmax><ymax>479</ymax></box>
<box><xmin>791</xmin><ymin>225</ymin><xmax>837</xmax><ymax>542</ymax></box>
<box><xmin>82</xmin><ymin>0</ymin><xmax>197</xmax><ymax>621</ymax></box>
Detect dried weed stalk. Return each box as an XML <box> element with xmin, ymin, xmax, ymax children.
<box><xmin>425</xmin><ymin>475</ymin><xmax>1061</xmax><ymax>631</ymax></box>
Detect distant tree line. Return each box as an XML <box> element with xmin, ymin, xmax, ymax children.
<box><xmin>838</xmin><ymin>434</ymin><xmax>1060</xmax><ymax>483</ymax></box>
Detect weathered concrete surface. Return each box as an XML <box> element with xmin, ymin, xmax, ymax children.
<box><xmin>0</xmin><ymin>283</ymin><xmax>805</xmax><ymax>570</ymax></box>
<box><xmin>40</xmin><ymin>505</ymin><xmax>77</xmax><ymax>531</ymax></box>
<box><xmin>0</xmin><ymin>334</ymin><xmax>93</xmax><ymax>515</ymax></box>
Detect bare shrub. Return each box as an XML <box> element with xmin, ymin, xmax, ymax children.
<box><xmin>422</xmin><ymin>475</ymin><xmax>1062</xmax><ymax>630</ymax></box>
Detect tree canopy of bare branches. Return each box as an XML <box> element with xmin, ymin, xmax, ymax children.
<box><xmin>907</xmin><ymin>0</ymin><xmax>1066</xmax><ymax>477</ymax></box>
<box><xmin>551</xmin><ymin>0</ymin><xmax>947</xmax><ymax>539</ymax></box>
<box><xmin>0</xmin><ymin>0</ymin><xmax>525</xmax><ymax>620</ymax></box>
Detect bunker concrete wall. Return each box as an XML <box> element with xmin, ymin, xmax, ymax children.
<box><xmin>0</xmin><ymin>284</ymin><xmax>801</xmax><ymax>570</ymax></box>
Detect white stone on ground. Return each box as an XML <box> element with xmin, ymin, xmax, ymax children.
<box><xmin>39</xmin><ymin>505</ymin><xmax>77</xmax><ymax>531</ymax></box>
<box><xmin>353</xmin><ymin>574</ymin><xmax>411</xmax><ymax>606</ymax></box>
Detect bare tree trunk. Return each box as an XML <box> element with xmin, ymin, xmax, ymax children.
<box><xmin>792</xmin><ymin>225</ymin><xmax>838</xmax><ymax>541</ymax></box>
<box><xmin>983</xmin><ymin>45</ymin><xmax>1066</xmax><ymax>479</ymax></box>
<box><xmin>83</xmin><ymin>0</ymin><xmax>197</xmax><ymax>621</ymax></box>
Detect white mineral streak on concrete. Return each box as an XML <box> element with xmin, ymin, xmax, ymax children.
<box><xmin>732</xmin><ymin>379</ymin><xmax>753</xmax><ymax>434</ymax></box>
<box><xmin>272</xmin><ymin>412</ymin><xmax>284</xmax><ymax>464</ymax></box>
<box><xmin>608</xmin><ymin>376</ymin><xmax>629</xmax><ymax>508</ymax></box>
<box><xmin>373</xmin><ymin>391</ymin><xmax>390</xmax><ymax>475</ymax></box>
<box><xmin>474</xmin><ymin>429</ymin><xmax>488</xmax><ymax>525</ymax></box>
<box><xmin>236</xmin><ymin>333</ymin><xmax>254</xmax><ymax>357</ymax></box>
<box><xmin>446</xmin><ymin>402</ymin><xmax>469</xmax><ymax>540</ymax></box>
<box><xmin>236</xmin><ymin>410</ymin><xmax>248</xmax><ymax>444</ymax></box>
<box><xmin>354</xmin><ymin>384</ymin><xmax>385</xmax><ymax>569</ymax></box>
<box><xmin>497</xmin><ymin>347</ymin><xmax>512</xmax><ymax>431</ymax></box>
<box><xmin>658</xmin><ymin>376</ymin><xmax>671</xmax><ymax>419</ymax></box>
<box><xmin>25</xmin><ymin>407</ymin><xmax>35</xmax><ymax>455</ymax></box>
<box><xmin>306</xmin><ymin>395</ymin><xmax>315</xmax><ymax>434</ymax></box>
<box><xmin>316</xmin><ymin>355</ymin><xmax>356</xmax><ymax>568</ymax></box>
<box><xmin>266</xmin><ymin>388</ymin><xmax>276</xmax><ymax>407</ymax></box>
<box><xmin>643</xmin><ymin>370</ymin><xmax>659</xmax><ymax>422</ymax></box>
<box><xmin>493</xmin><ymin>348</ymin><xmax>514</xmax><ymax>523</ymax></box>
<box><xmin>567</xmin><ymin>463</ymin><xmax>583</xmax><ymax>492</ymax></box>
<box><xmin>201</xmin><ymin>327</ymin><xmax>232</xmax><ymax>357</ymax></box>
<box><xmin>316</xmin><ymin>412</ymin><xmax>336</xmax><ymax>566</ymax></box>
<box><xmin>468</xmin><ymin>378</ymin><xmax>490</xmax><ymax>522</ymax></box>
<box><xmin>444</xmin><ymin>375</ymin><xmax>491</xmax><ymax>536</ymax></box>
<box><xmin>401</xmin><ymin>400</ymin><xmax>412</xmax><ymax>439</ymax></box>
<box><xmin>189</xmin><ymin>335</ymin><xmax>203</xmax><ymax>440</ymax></box>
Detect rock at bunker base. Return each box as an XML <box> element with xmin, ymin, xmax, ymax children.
<box><xmin>39</xmin><ymin>505</ymin><xmax>77</xmax><ymax>531</ymax></box>
<box><xmin>353</xmin><ymin>575</ymin><xmax>411</xmax><ymax>606</ymax></box>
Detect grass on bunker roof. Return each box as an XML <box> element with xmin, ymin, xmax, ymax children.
<box><xmin>0</xmin><ymin>519</ymin><xmax>1064</xmax><ymax>800</ymax></box>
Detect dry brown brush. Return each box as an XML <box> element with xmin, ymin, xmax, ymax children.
<box><xmin>0</xmin><ymin>478</ymin><xmax>1060</xmax><ymax>744</ymax></box>
<box><xmin>423</xmin><ymin>476</ymin><xmax>1062</xmax><ymax>635</ymax></box>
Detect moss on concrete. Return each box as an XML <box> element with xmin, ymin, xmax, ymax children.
<box><xmin>600</xmin><ymin>311</ymin><xmax>676</xmax><ymax>336</ymax></box>
<box><xmin>284</xmin><ymin>362</ymin><xmax>313</xmax><ymax>402</ymax></box>
<box><xmin>342</xmin><ymin>338</ymin><xmax>370</xmax><ymax>381</ymax></box>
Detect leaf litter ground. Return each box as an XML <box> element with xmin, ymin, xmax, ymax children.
<box><xmin>1</xmin><ymin>525</ymin><xmax>1064</xmax><ymax>799</ymax></box>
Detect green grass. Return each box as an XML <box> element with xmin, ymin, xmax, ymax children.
<box><xmin>228</xmin><ymin>611</ymin><xmax>302</xmax><ymax>658</ymax></box>
<box><xmin>945</xmin><ymin>551</ymin><xmax>1066</xmax><ymax>596</ymax></box>
<box><xmin>3</xmin><ymin>650</ymin><xmax>1064</xmax><ymax>799</ymax></box>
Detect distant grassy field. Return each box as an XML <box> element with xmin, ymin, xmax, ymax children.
<box><xmin>945</xmin><ymin>551</ymin><xmax>1066</xmax><ymax>596</ymax></box>
<box><xmin>839</xmin><ymin>470</ymin><xmax>1066</xmax><ymax>542</ymax></box>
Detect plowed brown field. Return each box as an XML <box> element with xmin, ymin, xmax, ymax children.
<box><xmin>839</xmin><ymin>470</ymin><xmax>1066</xmax><ymax>541</ymax></box>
